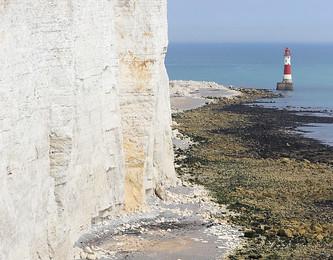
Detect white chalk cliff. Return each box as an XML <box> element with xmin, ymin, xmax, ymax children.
<box><xmin>0</xmin><ymin>0</ymin><xmax>176</xmax><ymax>259</ymax></box>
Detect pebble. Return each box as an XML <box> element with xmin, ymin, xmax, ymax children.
<box><xmin>86</xmin><ymin>253</ymin><xmax>97</xmax><ymax>260</ymax></box>
<box><xmin>84</xmin><ymin>246</ymin><xmax>93</xmax><ymax>254</ymax></box>
<box><xmin>80</xmin><ymin>252</ymin><xmax>87</xmax><ymax>259</ymax></box>
<box><xmin>278</xmin><ymin>228</ymin><xmax>293</xmax><ymax>238</ymax></box>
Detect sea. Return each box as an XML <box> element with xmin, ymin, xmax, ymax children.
<box><xmin>166</xmin><ymin>43</ymin><xmax>333</xmax><ymax>146</ymax></box>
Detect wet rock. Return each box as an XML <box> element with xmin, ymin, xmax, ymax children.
<box><xmin>244</xmin><ymin>230</ymin><xmax>257</xmax><ymax>238</ymax></box>
<box><xmin>298</xmin><ymin>228</ymin><xmax>306</xmax><ymax>236</ymax></box>
<box><xmin>278</xmin><ymin>228</ymin><xmax>293</xmax><ymax>238</ymax></box>
<box><xmin>254</xmin><ymin>227</ymin><xmax>265</xmax><ymax>235</ymax></box>
<box><xmin>248</xmin><ymin>253</ymin><xmax>262</xmax><ymax>259</ymax></box>
<box><xmin>281</xmin><ymin>158</ymin><xmax>291</xmax><ymax>164</ymax></box>
<box><xmin>311</xmin><ymin>224</ymin><xmax>323</xmax><ymax>233</ymax></box>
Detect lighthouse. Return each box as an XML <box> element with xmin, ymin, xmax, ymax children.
<box><xmin>277</xmin><ymin>48</ymin><xmax>293</xmax><ymax>90</ymax></box>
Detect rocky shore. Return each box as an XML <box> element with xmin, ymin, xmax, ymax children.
<box><xmin>173</xmin><ymin>83</ymin><xmax>333</xmax><ymax>259</ymax></box>
<box><xmin>75</xmin><ymin>80</ymin><xmax>333</xmax><ymax>259</ymax></box>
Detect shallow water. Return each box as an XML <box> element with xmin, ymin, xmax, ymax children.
<box><xmin>298</xmin><ymin>123</ymin><xmax>333</xmax><ymax>147</ymax></box>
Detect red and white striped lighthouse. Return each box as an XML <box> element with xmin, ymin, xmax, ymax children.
<box><xmin>277</xmin><ymin>47</ymin><xmax>294</xmax><ymax>90</ymax></box>
<box><xmin>283</xmin><ymin>48</ymin><xmax>292</xmax><ymax>83</ymax></box>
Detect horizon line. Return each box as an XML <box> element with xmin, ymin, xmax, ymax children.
<box><xmin>169</xmin><ymin>41</ymin><xmax>333</xmax><ymax>45</ymax></box>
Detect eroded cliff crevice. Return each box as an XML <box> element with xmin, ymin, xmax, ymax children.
<box><xmin>0</xmin><ymin>0</ymin><xmax>175</xmax><ymax>259</ymax></box>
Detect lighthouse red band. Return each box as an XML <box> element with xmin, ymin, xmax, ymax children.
<box><xmin>283</xmin><ymin>48</ymin><xmax>292</xmax><ymax>83</ymax></box>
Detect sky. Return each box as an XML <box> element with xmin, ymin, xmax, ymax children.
<box><xmin>168</xmin><ymin>0</ymin><xmax>333</xmax><ymax>43</ymax></box>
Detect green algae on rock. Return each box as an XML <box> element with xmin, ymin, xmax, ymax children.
<box><xmin>174</xmin><ymin>89</ymin><xmax>333</xmax><ymax>259</ymax></box>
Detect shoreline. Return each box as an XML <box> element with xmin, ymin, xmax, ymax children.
<box><xmin>74</xmin><ymin>81</ymin><xmax>247</xmax><ymax>260</ymax></box>
<box><xmin>250</xmin><ymin>100</ymin><xmax>333</xmax><ymax>149</ymax></box>
<box><xmin>173</xmin><ymin>82</ymin><xmax>333</xmax><ymax>258</ymax></box>
<box><xmin>76</xmin><ymin>81</ymin><xmax>333</xmax><ymax>259</ymax></box>
<box><xmin>170</xmin><ymin>80</ymin><xmax>241</xmax><ymax>112</ymax></box>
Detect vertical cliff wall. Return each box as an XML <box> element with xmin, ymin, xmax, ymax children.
<box><xmin>0</xmin><ymin>0</ymin><xmax>176</xmax><ymax>259</ymax></box>
<box><xmin>115</xmin><ymin>0</ymin><xmax>175</xmax><ymax>210</ymax></box>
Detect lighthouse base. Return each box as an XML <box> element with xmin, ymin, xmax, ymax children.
<box><xmin>276</xmin><ymin>82</ymin><xmax>293</xmax><ymax>91</ymax></box>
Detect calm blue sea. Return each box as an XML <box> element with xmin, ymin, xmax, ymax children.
<box><xmin>166</xmin><ymin>43</ymin><xmax>333</xmax><ymax>146</ymax></box>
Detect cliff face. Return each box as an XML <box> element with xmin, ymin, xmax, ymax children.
<box><xmin>0</xmin><ymin>0</ymin><xmax>176</xmax><ymax>259</ymax></box>
<box><xmin>115</xmin><ymin>0</ymin><xmax>175</xmax><ymax>210</ymax></box>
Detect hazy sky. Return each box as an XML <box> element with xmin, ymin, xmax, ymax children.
<box><xmin>168</xmin><ymin>0</ymin><xmax>333</xmax><ymax>43</ymax></box>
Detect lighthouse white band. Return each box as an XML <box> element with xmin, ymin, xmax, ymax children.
<box><xmin>283</xmin><ymin>74</ymin><xmax>292</xmax><ymax>80</ymax></box>
<box><xmin>284</xmin><ymin>57</ymin><xmax>291</xmax><ymax>65</ymax></box>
